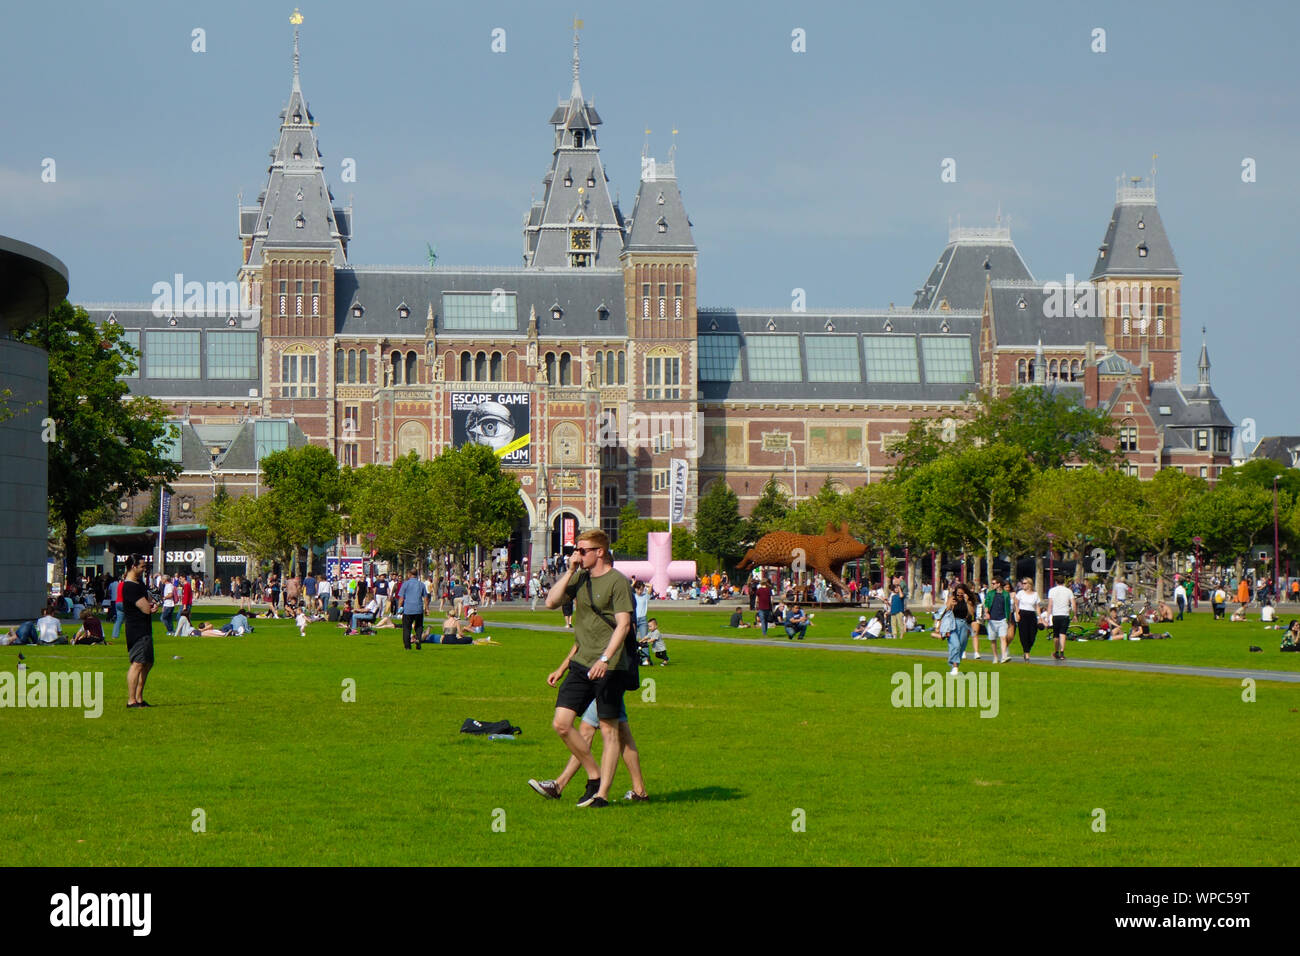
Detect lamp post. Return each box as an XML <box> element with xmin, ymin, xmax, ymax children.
<box><xmin>1273</xmin><ymin>475</ymin><xmax>1281</xmax><ymax>603</ymax></box>
<box><xmin>1048</xmin><ymin>532</ymin><xmax>1056</xmax><ymax>588</ymax></box>
<box><xmin>783</xmin><ymin>447</ymin><xmax>797</xmax><ymax>503</ymax></box>
<box><xmin>1193</xmin><ymin>536</ymin><xmax>1202</xmax><ymax>611</ymax></box>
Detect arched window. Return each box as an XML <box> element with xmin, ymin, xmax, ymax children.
<box><xmin>347</xmin><ymin>349</ymin><xmax>356</xmax><ymax>383</ymax></box>
<box><xmin>490</xmin><ymin>351</ymin><xmax>503</xmax><ymax>382</ymax></box>
<box><xmin>1048</xmin><ymin>359</ymin><xmax>1058</xmax><ymax>380</ymax></box>
<box><xmin>461</xmin><ymin>352</ymin><xmax>472</xmax><ymax>381</ymax></box>
<box><xmin>595</xmin><ymin>351</ymin><xmax>603</xmax><ymax>385</ymax></box>
<box><xmin>606</xmin><ymin>350</ymin><xmax>614</xmax><ymax>386</ymax></box>
<box><xmin>391</xmin><ymin>350</ymin><xmax>402</xmax><ymax>385</ymax></box>
<box><xmin>475</xmin><ymin>351</ymin><xmax>487</xmax><ymax>381</ymax></box>
<box><xmin>617</xmin><ymin>350</ymin><xmax>625</xmax><ymax>384</ymax></box>
<box><xmin>405</xmin><ymin>351</ymin><xmax>417</xmax><ymax>384</ymax></box>
<box><xmin>335</xmin><ymin>349</ymin><xmax>345</xmax><ymax>383</ymax></box>
<box><xmin>1070</xmin><ymin>359</ymin><xmax>1081</xmax><ymax>380</ymax></box>
<box><xmin>559</xmin><ymin>352</ymin><xmax>572</xmax><ymax>386</ymax></box>
<box><xmin>358</xmin><ymin>349</ymin><xmax>368</xmax><ymax>384</ymax></box>
<box><xmin>546</xmin><ymin>353</ymin><xmax>557</xmax><ymax>385</ymax></box>
<box><xmin>1027</xmin><ymin>359</ymin><xmax>1036</xmax><ymax>381</ymax></box>
<box><xmin>1017</xmin><ymin>358</ymin><xmax>1027</xmax><ymax>383</ymax></box>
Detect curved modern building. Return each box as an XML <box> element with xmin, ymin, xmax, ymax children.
<box><xmin>0</xmin><ymin>235</ymin><xmax>68</xmax><ymax>621</ymax></box>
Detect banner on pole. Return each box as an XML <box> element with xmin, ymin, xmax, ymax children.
<box><xmin>669</xmin><ymin>458</ymin><xmax>688</xmax><ymax>524</ymax></box>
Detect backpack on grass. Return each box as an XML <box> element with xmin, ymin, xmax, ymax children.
<box><xmin>460</xmin><ymin>718</ymin><xmax>521</xmax><ymax>736</ymax></box>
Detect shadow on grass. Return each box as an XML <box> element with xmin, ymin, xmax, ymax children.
<box><xmin>653</xmin><ymin>786</ymin><xmax>744</xmax><ymax>804</ymax></box>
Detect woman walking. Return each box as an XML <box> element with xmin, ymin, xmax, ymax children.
<box><xmin>1013</xmin><ymin>577</ymin><xmax>1040</xmax><ymax>662</ymax></box>
<box><xmin>946</xmin><ymin>582</ymin><xmax>978</xmax><ymax>676</ymax></box>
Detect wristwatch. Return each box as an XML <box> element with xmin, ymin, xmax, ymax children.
<box><xmin>599</xmin><ymin>655</ymin><xmax>609</xmax><ymax>663</ymax></box>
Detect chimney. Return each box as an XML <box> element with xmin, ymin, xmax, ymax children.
<box><xmin>1085</xmin><ymin>358</ymin><xmax>1099</xmax><ymax>407</ymax></box>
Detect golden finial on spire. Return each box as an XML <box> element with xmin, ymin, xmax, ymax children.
<box><xmin>290</xmin><ymin>8</ymin><xmax>304</xmax><ymax>25</ymax></box>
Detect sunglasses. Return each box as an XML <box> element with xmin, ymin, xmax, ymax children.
<box><xmin>573</xmin><ymin>547</ymin><xmax>600</xmax><ymax>556</ymax></box>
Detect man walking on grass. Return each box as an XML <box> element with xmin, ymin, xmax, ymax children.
<box><xmin>1047</xmin><ymin>577</ymin><xmax>1077</xmax><ymax>661</ymax></box>
<box><xmin>121</xmin><ymin>554</ymin><xmax>159</xmax><ymax>708</ymax></box>
<box><xmin>535</xmin><ymin>528</ymin><xmax>635</xmax><ymax>808</ymax></box>
<box><xmin>398</xmin><ymin>567</ymin><xmax>429</xmax><ymax>650</ymax></box>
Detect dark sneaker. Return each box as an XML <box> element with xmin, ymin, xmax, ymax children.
<box><xmin>575</xmin><ymin>780</ymin><xmax>602</xmax><ymax>807</ymax></box>
<box><xmin>622</xmin><ymin>790</ymin><xmax>649</xmax><ymax>802</ymax></box>
<box><xmin>528</xmin><ymin>779</ymin><xmax>561</xmax><ymax>799</ymax></box>
<box><xmin>578</xmin><ymin>796</ymin><xmax>609</xmax><ymax>808</ymax></box>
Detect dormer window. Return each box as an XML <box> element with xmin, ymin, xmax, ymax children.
<box><xmin>1017</xmin><ymin>297</ymin><xmax>1027</xmax><ymax>310</ymax></box>
<box><xmin>657</xmin><ymin>192</ymin><xmax>665</xmax><ymax>205</ymax></box>
<box><xmin>295</xmin><ymin>214</ymin><xmax>305</xmax><ymax>229</ymax></box>
<box><xmin>352</xmin><ymin>304</ymin><xmax>364</xmax><ymax>318</ymax></box>
<box><xmin>1137</xmin><ymin>242</ymin><xmax>1149</xmax><ymax>257</ymax></box>
<box><xmin>1137</xmin><ymin>217</ymin><xmax>1145</xmax><ymax>230</ymax></box>
<box><xmin>656</xmin><ymin>217</ymin><xmax>667</xmax><ymax>233</ymax></box>
<box><xmin>1098</xmin><ymin>245</ymin><xmax>1107</xmax><ymax>260</ymax></box>
<box><xmin>293</xmin><ymin>144</ymin><xmax>302</xmax><ymax>159</ymax></box>
<box><xmin>551</xmin><ymin>303</ymin><xmax>563</xmax><ymax>320</ymax></box>
<box><xmin>563</xmin><ymin>170</ymin><xmax>573</xmax><ymax>187</ymax></box>
<box><xmin>106</xmin><ymin>313</ymin><xmax>117</xmax><ymax>325</ymax></box>
<box><xmin>296</xmin><ymin>189</ymin><xmax>304</xmax><ymax>201</ymax></box>
<box><xmin>596</xmin><ymin>303</ymin><xmax>609</xmax><ymax>320</ymax></box>
<box><xmin>293</xmin><ymin>112</ymin><xmax>302</xmax><ymax>124</ymax></box>
<box><xmin>573</xmin><ymin>130</ymin><xmax>585</xmax><ymax>148</ymax></box>
<box><xmin>397</xmin><ymin>304</ymin><xmax>410</xmax><ymax>319</ymax></box>
<box><xmin>587</xmin><ymin>174</ymin><xmax>596</xmax><ymax>187</ymax></box>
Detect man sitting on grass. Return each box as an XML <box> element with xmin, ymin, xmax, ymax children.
<box><xmin>727</xmin><ymin>606</ymin><xmax>752</xmax><ymax>628</ymax></box>
<box><xmin>37</xmin><ymin>606</ymin><xmax>67</xmax><ymax>644</ymax></box>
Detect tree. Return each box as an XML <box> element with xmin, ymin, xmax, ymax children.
<box><xmin>260</xmin><ymin>444</ymin><xmax>343</xmax><ymax>575</ymax></box>
<box><xmin>1138</xmin><ymin>468</ymin><xmax>1207</xmax><ymax>601</ymax></box>
<box><xmin>1081</xmin><ymin>468</ymin><xmax>1145</xmax><ymax>585</ymax></box>
<box><xmin>1190</xmin><ymin>482</ymin><xmax>1275</xmax><ymax>576</ymax></box>
<box><xmin>782</xmin><ymin>477</ymin><xmax>849</xmax><ymax>535</ymax></box>
<box><xmin>612</xmin><ymin>504</ymin><xmax>664</xmax><ymax>559</ymax></box>
<box><xmin>202</xmin><ymin>491</ymin><xmax>290</xmax><ymax>570</ymax></box>
<box><xmin>428</xmin><ymin>443</ymin><xmax>525</xmax><ymax>561</ymax></box>
<box><xmin>745</xmin><ymin>476</ymin><xmax>791</xmax><ymax>543</ymax></box>
<box><xmin>694</xmin><ymin>479</ymin><xmax>746</xmax><ymax>565</ymax></box>
<box><xmin>915</xmin><ymin>444</ymin><xmax>1036</xmax><ymax>588</ymax></box>
<box><xmin>963</xmin><ymin>387</ymin><xmax>1119</xmax><ymax>470</ymax></box>
<box><xmin>15</xmin><ymin>301</ymin><xmax>178</xmax><ymax>582</ymax></box>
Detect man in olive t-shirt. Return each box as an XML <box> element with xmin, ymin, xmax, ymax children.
<box><xmin>541</xmin><ymin>529</ymin><xmax>634</xmax><ymax>808</ymax></box>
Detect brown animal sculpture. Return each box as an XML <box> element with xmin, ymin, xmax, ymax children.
<box><xmin>736</xmin><ymin>522</ymin><xmax>868</xmax><ymax>594</ymax></box>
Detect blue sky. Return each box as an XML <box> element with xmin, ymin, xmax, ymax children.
<box><xmin>2</xmin><ymin>0</ymin><xmax>1296</xmax><ymax>439</ymax></box>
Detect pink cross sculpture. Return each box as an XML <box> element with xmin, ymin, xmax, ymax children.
<box><xmin>615</xmin><ymin>532</ymin><xmax>697</xmax><ymax>598</ymax></box>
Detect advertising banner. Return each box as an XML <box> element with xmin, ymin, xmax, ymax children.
<box><xmin>451</xmin><ymin>391</ymin><xmax>531</xmax><ymax>465</ymax></box>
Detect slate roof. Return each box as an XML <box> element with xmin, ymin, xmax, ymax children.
<box><xmin>240</xmin><ymin>67</ymin><xmax>350</xmax><ymax>266</ymax></box>
<box><xmin>912</xmin><ymin>228</ymin><xmax>1032</xmax><ymax>311</ymax></box>
<box><xmin>698</xmin><ymin>308</ymin><xmax>981</xmax><ymax>404</ymax></box>
<box><xmin>167</xmin><ymin>419</ymin><xmax>311</xmax><ymax>472</ymax></box>
<box><xmin>524</xmin><ymin>64</ymin><xmax>624</xmax><ymax>268</ymax></box>
<box><xmin>334</xmin><ymin>266</ymin><xmax>627</xmax><ymax>339</ymax></box>
<box><xmin>988</xmin><ymin>282</ymin><xmax>1104</xmax><ymax>347</ymax></box>
<box><xmin>1250</xmin><ymin>436</ymin><xmax>1300</xmax><ymax>468</ymax></box>
<box><xmin>1090</xmin><ymin>179</ymin><xmax>1179</xmax><ymax>279</ymax></box>
<box><xmin>624</xmin><ymin>162</ymin><xmax>696</xmax><ymax>253</ymax></box>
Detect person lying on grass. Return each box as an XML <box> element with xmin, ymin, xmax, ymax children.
<box><xmin>1126</xmin><ymin>619</ymin><xmax>1171</xmax><ymax>640</ymax></box>
<box><xmin>1230</xmin><ymin>604</ymin><xmax>1248</xmax><ymax>622</ymax></box>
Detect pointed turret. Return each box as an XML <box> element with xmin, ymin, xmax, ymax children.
<box><xmin>1091</xmin><ymin>174</ymin><xmax>1179</xmax><ymax>280</ymax></box>
<box><xmin>625</xmin><ymin>144</ymin><xmax>696</xmax><ymax>254</ymax></box>
<box><xmin>523</xmin><ymin>27</ymin><xmax>624</xmax><ymax>269</ymax></box>
<box><xmin>1196</xmin><ymin>327</ymin><xmax>1212</xmax><ymax>396</ymax></box>
<box><xmin>238</xmin><ymin>11</ymin><xmax>346</xmax><ymax>341</ymax></box>
<box><xmin>239</xmin><ymin>15</ymin><xmax>351</xmax><ymax>268</ymax></box>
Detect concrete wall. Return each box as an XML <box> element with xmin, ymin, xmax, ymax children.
<box><xmin>0</xmin><ymin>339</ymin><xmax>49</xmax><ymax>621</ymax></box>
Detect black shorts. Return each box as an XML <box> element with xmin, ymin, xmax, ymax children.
<box><xmin>1052</xmin><ymin>615</ymin><xmax>1070</xmax><ymax>637</ymax></box>
<box><xmin>555</xmin><ymin>659</ymin><xmax>625</xmax><ymax>721</ymax></box>
<box><xmin>126</xmin><ymin>629</ymin><xmax>154</xmax><ymax>665</ymax></box>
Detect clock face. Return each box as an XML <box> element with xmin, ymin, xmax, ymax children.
<box><xmin>570</xmin><ymin>230</ymin><xmax>591</xmax><ymax>251</ymax></box>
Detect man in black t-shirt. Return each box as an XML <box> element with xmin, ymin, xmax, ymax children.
<box><xmin>120</xmin><ymin>554</ymin><xmax>159</xmax><ymax>708</ymax></box>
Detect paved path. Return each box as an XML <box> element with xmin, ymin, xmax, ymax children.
<box><xmin>492</xmin><ymin>620</ymin><xmax>1300</xmax><ymax>685</ymax></box>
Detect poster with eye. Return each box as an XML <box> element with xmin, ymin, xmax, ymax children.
<box><xmin>451</xmin><ymin>391</ymin><xmax>531</xmax><ymax>464</ymax></box>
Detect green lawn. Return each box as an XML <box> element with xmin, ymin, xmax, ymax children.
<box><xmin>2</xmin><ymin>605</ymin><xmax>1297</xmax><ymax>866</ymax></box>
<box><xmin>489</xmin><ymin>604</ymin><xmax>1300</xmax><ymax>673</ymax></box>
